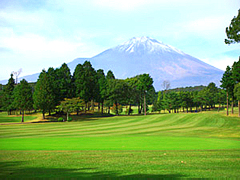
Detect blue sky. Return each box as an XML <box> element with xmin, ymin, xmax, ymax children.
<box><xmin>0</xmin><ymin>0</ymin><xmax>239</xmax><ymax>81</ymax></box>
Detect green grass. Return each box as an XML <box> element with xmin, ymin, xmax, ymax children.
<box><xmin>0</xmin><ymin>111</ymin><xmax>240</xmax><ymax>178</ymax></box>
<box><xmin>0</xmin><ymin>112</ymin><xmax>37</xmax><ymax>123</ymax></box>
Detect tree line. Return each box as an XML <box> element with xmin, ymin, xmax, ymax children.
<box><xmin>0</xmin><ymin>61</ymin><xmax>155</xmax><ymax>121</ymax></box>
<box><xmin>1</xmin><ymin>59</ymin><xmax>240</xmax><ymax>121</ymax></box>
<box><xmin>153</xmin><ymin>82</ymin><xmax>226</xmax><ymax>114</ymax></box>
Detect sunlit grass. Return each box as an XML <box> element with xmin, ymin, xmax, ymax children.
<box><xmin>0</xmin><ymin>110</ymin><xmax>239</xmax><ymax>178</ymax></box>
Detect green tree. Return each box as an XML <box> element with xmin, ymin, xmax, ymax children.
<box><xmin>73</xmin><ymin>64</ymin><xmax>85</xmax><ymax>114</ymax></box>
<box><xmin>46</xmin><ymin>67</ymin><xmax>59</xmax><ymax>114</ymax></box>
<box><xmin>2</xmin><ymin>74</ymin><xmax>15</xmax><ymax>115</ymax></box>
<box><xmin>136</xmin><ymin>74</ymin><xmax>153</xmax><ymax>115</ymax></box>
<box><xmin>96</xmin><ymin>69</ymin><xmax>107</xmax><ymax>114</ymax></box>
<box><xmin>81</xmin><ymin>61</ymin><xmax>98</xmax><ymax>112</ymax></box>
<box><xmin>106</xmin><ymin>70</ymin><xmax>115</xmax><ymax>80</ymax></box>
<box><xmin>234</xmin><ymin>83</ymin><xmax>240</xmax><ymax>117</ymax></box>
<box><xmin>55</xmin><ymin>63</ymin><xmax>72</xmax><ymax>101</ymax></box>
<box><xmin>152</xmin><ymin>91</ymin><xmax>164</xmax><ymax>113</ymax></box>
<box><xmin>232</xmin><ymin>58</ymin><xmax>240</xmax><ymax>115</ymax></box>
<box><xmin>107</xmin><ymin>79</ymin><xmax>128</xmax><ymax>115</ymax></box>
<box><xmin>221</xmin><ymin>66</ymin><xmax>235</xmax><ymax>115</ymax></box>
<box><xmin>13</xmin><ymin>79</ymin><xmax>33</xmax><ymax>122</ymax></box>
<box><xmin>205</xmin><ymin>82</ymin><xmax>219</xmax><ymax>109</ymax></box>
<box><xmin>57</xmin><ymin>98</ymin><xmax>84</xmax><ymax>121</ymax></box>
<box><xmin>225</xmin><ymin>9</ymin><xmax>240</xmax><ymax>44</ymax></box>
<box><xmin>33</xmin><ymin>70</ymin><xmax>55</xmax><ymax>119</ymax></box>
<box><xmin>105</xmin><ymin>70</ymin><xmax>116</xmax><ymax>114</ymax></box>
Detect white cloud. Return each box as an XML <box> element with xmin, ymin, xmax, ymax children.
<box><xmin>183</xmin><ymin>16</ymin><xmax>229</xmax><ymax>38</ymax></box>
<box><xmin>92</xmin><ymin>0</ymin><xmax>150</xmax><ymax>10</ymax></box>
<box><xmin>203</xmin><ymin>56</ymin><xmax>236</xmax><ymax>71</ymax></box>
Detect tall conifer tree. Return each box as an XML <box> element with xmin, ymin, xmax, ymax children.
<box><xmin>13</xmin><ymin>79</ymin><xmax>33</xmax><ymax>122</ymax></box>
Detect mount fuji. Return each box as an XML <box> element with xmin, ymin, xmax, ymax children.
<box><xmin>71</xmin><ymin>36</ymin><xmax>223</xmax><ymax>90</ymax></box>
<box><xmin>1</xmin><ymin>36</ymin><xmax>224</xmax><ymax>90</ymax></box>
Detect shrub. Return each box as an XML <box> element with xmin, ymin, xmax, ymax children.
<box><xmin>58</xmin><ymin>117</ymin><xmax>64</xmax><ymax>122</ymax></box>
<box><xmin>111</xmin><ymin>104</ymin><xmax>123</xmax><ymax>115</ymax></box>
<box><xmin>67</xmin><ymin>117</ymin><xmax>72</xmax><ymax>122</ymax></box>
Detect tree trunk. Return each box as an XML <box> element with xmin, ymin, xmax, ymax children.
<box><xmin>101</xmin><ymin>102</ymin><xmax>104</xmax><ymax>115</ymax></box>
<box><xmin>49</xmin><ymin>110</ymin><xmax>51</xmax><ymax>116</ymax></box>
<box><xmin>115</xmin><ymin>101</ymin><xmax>118</xmax><ymax>115</ymax></box>
<box><xmin>43</xmin><ymin>112</ymin><xmax>45</xmax><ymax>119</ymax></box>
<box><xmin>138</xmin><ymin>104</ymin><xmax>141</xmax><ymax>114</ymax></box>
<box><xmin>21</xmin><ymin>110</ymin><xmax>24</xmax><ymax>123</ymax></box>
<box><xmin>226</xmin><ymin>92</ymin><xmax>229</xmax><ymax>116</ymax></box>
<box><xmin>67</xmin><ymin>112</ymin><xmax>69</xmax><ymax>121</ymax></box>
<box><xmin>128</xmin><ymin>104</ymin><xmax>132</xmax><ymax>115</ymax></box>
<box><xmin>238</xmin><ymin>100</ymin><xmax>240</xmax><ymax>117</ymax></box>
<box><xmin>98</xmin><ymin>103</ymin><xmax>100</xmax><ymax>112</ymax></box>
<box><xmin>231</xmin><ymin>101</ymin><xmax>234</xmax><ymax>114</ymax></box>
<box><xmin>91</xmin><ymin>99</ymin><xmax>94</xmax><ymax>111</ymax></box>
<box><xmin>85</xmin><ymin>103</ymin><xmax>87</xmax><ymax>113</ymax></box>
<box><xmin>144</xmin><ymin>92</ymin><xmax>146</xmax><ymax>116</ymax></box>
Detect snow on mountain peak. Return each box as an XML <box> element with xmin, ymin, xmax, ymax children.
<box><xmin>114</xmin><ymin>36</ymin><xmax>185</xmax><ymax>55</ymax></box>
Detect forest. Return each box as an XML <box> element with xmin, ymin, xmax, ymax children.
<box><xmin>0</xmin><ymin>58</ymin><xmax>240</xmax><ymax>122</ymax></box>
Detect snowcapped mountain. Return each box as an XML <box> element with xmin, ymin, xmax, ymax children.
<box><xmin>83</xmin><ymin>36</ymin><xmax>223</xmax><ymax>90</ymax></box>
<box><xmin>115</xmin><ymin>36</ymin><xmax>185</xmax><ymax>55</ymax></box>
<box><xmin>1</xmin><ymin>36</ymin><xmax>224</xmax><ymax>90</ymax></box>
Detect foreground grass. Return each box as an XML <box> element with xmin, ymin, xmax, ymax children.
<box><xmin>1</xmin><ymin>150</ymin><xmax>239</xmax><ymax>179</ymax></box>
<box><xmin>0</xmin><ymin>111</ymin><xmax>240</xmax><ymax>178</ymax></box>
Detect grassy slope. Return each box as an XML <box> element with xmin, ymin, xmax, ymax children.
<box><xmin>0</xmin><ymin>111</ymin><xmax>240</xmax><ymax>178</ymax></box>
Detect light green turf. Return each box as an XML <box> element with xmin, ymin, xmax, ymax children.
<box><xmin>1</xmin><ymin>136</ymin><xmax>240</xmax><ymax>150</ymax></box>
<box><xmin>0</xmin><ymin>111</ymin><xmax>240</xmax><ymax>178</ymax></box>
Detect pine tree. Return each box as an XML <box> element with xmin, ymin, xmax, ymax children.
<box><xmin>13</xmin><ymin>79</ymin><xmax>33</xmax><ymax>122</ymax></box>
<box><xmin>55</xmin><ymin>63</ymin><xmax>72</xmax><ymax>102</ymax></box>
<box><xmin>3</xmin><ymin>74</ymin><xmax>15</xmax><ymax>115</ymax></box>
<box><xmin>82</xmin><ymin>61</ymin><xmax>98</xmax><ymax>111</ymax></box>
<box><xmin>96</xmin><ymin>69</ymin><xmax>107</xmax><ymax>114</ymax></box>
<box><xmin>33</xmin><ymin>70</ymin><xmax>55</xmax><ymax>119</ymax></box>
<box><xmin>221</xmin><ymin>66</ymin><xmax>235</xmax><ymax>115</ymax></box>
<box><xmin>136</xmin><ymin>74</ymin><xmax>153</xmax><ymax>115</ymax></box>
<box><xmin>225</xmin><ymin>9</ymin><xmax>240</xmax><ymax>44</ymax></box>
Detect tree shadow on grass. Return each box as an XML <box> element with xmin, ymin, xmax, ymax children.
<box><xmin>0</xmin><ymin>161</ymin><xmax>186</xmax><ymax>179</ymax></box>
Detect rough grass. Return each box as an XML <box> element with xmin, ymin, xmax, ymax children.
<box><xmin>0</xmin><ymin>110</ymin><xmax>240</xmax><ymax>178</ymax></box>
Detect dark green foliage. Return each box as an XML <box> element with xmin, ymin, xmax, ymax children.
<box><xmin>221</xmin><ymin>66</ymin><xmax>235</xmax><ymax>115</ymax></box>
<box><xmin>55</xmin><ymin>63</ymin><xmax>72</xmax><ymax>101</ymax></box>
<box><xmin>2</xmin><ymin>74</ymin><xmax>15</xmax><ymax>115</ymax></box>
<box><xmin>232</xmin><ymin>58</ymin><xmax>240</xmax><ymax>83</ymax></box>
<box><xmin>13</xmin><ymin>79</ymin><xmax>33</xmax><ymax>122</ymax></box>
<box><xmin>33</xmin><ymin>70</ymin><xmax>55</xmax><ymax>119</ymax></box>
<box><xmin>225</xmin><ymin>9</ymin><xmax>240</xmax><ymax>44</ymax></box>
<box><xmin>169</xmin><ymin>85</ymin><xmax>206</xmax><ymax>92</ymax></box>
<box><xmin>136</xmin><ymin>74</ymin><xmax>154</xmax><ymax>115</ymax></box>
<box><xmin>107</xmin><ymin>79</ymin><xmax>128</xmax><ymax>115</ymax></box>
<box><xmin>96</xmin><ymin>69</ymin><xmax>107</xmax><ymax>114</ymax></box>
<box><xmin>106</xmin><ymin>70</ymin><xmax>115</xmax><ymax>80</ymax></box>
<box><xmin>73</xmin><ymin>64</ymin><xmax>84</xmax><ymax>98</ymax></box>
<box><xmin>81</xmin><ymin>61</ymin><xmax>98</xmax><ymax>108</ymax></box>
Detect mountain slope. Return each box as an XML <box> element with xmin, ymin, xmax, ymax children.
<box><xmin>1</xmin><ymin>37</ymin><xmax>223</xmax><ymax>90</ymax></box>
<box><xmin>82</xmin><ymin>37</ymin><xmax>223</xmax><ymax>90</ymax></box>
